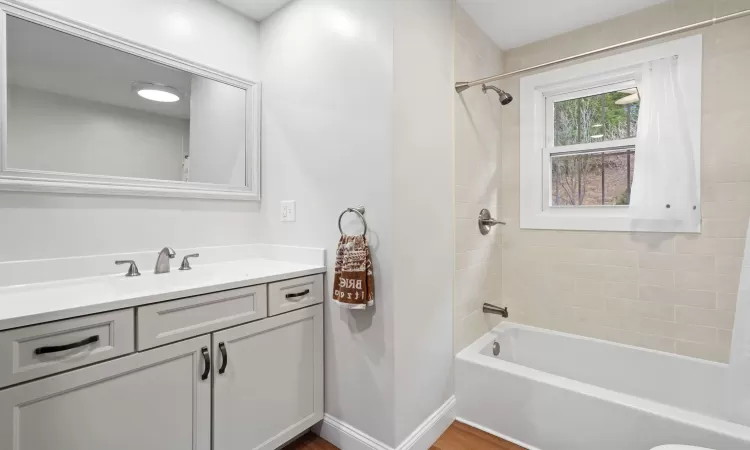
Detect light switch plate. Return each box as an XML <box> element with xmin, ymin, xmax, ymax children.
<box><xmin>280</xmin><ymin>200</ymin><xmax>296</xmax><ymax>222</ymax></box>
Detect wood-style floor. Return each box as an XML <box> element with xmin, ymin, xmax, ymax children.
<box><xmin>283</xmin><ymin>431</ymin><xmax>338</xmax><ymax>450</ymax></box>
<box><xmin>284</xmin><ymin>421</ymin><xmax>526</xmax><ymax>450</ymax></box>
<box><xmin>431</xmin><ymin>422</ymin><xmax>526</xmax><ymax>450</ymax></box>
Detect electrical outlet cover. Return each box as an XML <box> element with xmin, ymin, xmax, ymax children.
<box><xmin>281</xmin><ymin>200</ymin><xmax>296</xmax><ymax>222</ymax></box>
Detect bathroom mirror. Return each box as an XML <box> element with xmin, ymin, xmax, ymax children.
<box><xmin>0</xmin><ymin>9</ymin><xmax>260</xmax><ymax>200</ymax></box>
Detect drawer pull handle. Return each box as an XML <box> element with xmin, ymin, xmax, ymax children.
<box><xmin>201</xmin><ymin>347</ymin><xmax>211</xmax><ymax>381</ymax></box>
<box><xmin>286</xmin><ymin>289</ymin><xmax>310</xmax><ymax>299</ymax></box>
<box><xmin>218</xmin><ymin>342</ymin><xmax>228</xmax><ymax>375</ymax></box>
<box><xmin>34</xmin><ymin>335</ymin><xmax>99</xmax><ymax>355</ymax></box>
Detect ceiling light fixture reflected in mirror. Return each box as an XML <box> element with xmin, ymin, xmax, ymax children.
<box><xmin>131</xmin><ymin>81</ymin><xmax>182</xmax><ymax>103</ymax></box>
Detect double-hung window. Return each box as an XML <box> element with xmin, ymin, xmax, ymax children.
<box><xmin>545</xmin><ymin>80</ymin><xmax>639</xmax><ymax>208</ymax></box>
<box><xmin>519</xmin><ymin>36</ymin><xmax>702</xmax><ymax>232</ymax></box>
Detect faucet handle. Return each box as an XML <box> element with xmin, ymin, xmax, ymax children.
<box><xmin>179</xmin><ymin>254</ymin><xmax>200</xmax><ymax>271</ymax></box>
<box><xmin>115</xmin><ymin>260</ymin><xmax>141</xmax><ymax>277</ymax></box>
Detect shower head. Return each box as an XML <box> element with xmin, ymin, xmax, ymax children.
<box><xmin>482</xmin><ymin>84</ymin><xmax>513</xmax><ymax>105</ymax></box>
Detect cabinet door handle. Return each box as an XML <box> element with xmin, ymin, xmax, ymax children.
<box><xmin>34</xmin><ymin>335</ymin><xmax>99</xmax><ymax>355</ymax></box>
<box><xmin>201</xmin><ymin>347</ymin><xmax>211</xmax><ymax>380</ymax></box>
<box><xmin>285</xmin><ymin>289</ymin><xmax>310</xmax><ymax>299</ymax></box>
<box><xmin>218</xmin><ymin>342</ymin><xmax>228</xmax><ymax>375</ymax></box>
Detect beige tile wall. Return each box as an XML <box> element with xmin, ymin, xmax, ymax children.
<box><xmin>497</xmin><ymin>0</ymin><xmax>750</xmax><ymax>362</ymax></box>
<box><xmin>453</xmin><ymin>5</ymin><xmax>504</xmax><ymax>352</ymax></box>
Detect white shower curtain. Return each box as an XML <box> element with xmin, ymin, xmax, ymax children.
<box><xmin>728</xmin><ymin>230</ymin><xmax>750</xmax><ymax>426</ymax></box>
<box><xmin>628</xmin><ymin>56</ymin><xmax>699</xmax><ymax>226</ymax></box>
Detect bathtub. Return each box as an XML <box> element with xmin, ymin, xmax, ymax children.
<box><xmin>455</xmin><ymin>322</ymin><xmax>750</xmax><ymax>450</ymax></box>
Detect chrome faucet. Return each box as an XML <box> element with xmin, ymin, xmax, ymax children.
<box><xmin>483</xmin><ymin>303</ymin><xmax>509</xmax><ymax>318</ymax></box>
<box><xmin>154</xmin><ymin>247</ymin><xmax>176</xmax><ymax>274</ymax></box>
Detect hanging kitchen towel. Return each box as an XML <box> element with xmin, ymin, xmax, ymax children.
<box><xmin>332</xmin><ymin>235</ymin><xmax>374</xmax><ymax>309</ymax></box>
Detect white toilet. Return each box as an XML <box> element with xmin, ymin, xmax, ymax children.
<box><xmin>651</xmin><ymin>446</ymin><xmax>716</xmax><ymax>450</ymax></box>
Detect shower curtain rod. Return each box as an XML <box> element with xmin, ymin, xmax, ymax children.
<box><xmin>455</xmin><ymin>8</ymin><xmax>750</xmax><ymax>93</ymax></box>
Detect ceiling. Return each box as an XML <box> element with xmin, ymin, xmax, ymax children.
<box><xmin>458</xmin><ymin>0</ymin><xmax>669</xmax><ymax>50</ymax></box>
<box><xmin>217</xmin><ymin>0</ymin><xmax>295</xmax><ymax>21</ymax></box>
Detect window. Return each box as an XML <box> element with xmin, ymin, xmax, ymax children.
<box><xmin>519</xmin><ymin>36</ymin><xmax>702</xmax><ymax>232</ymax></box>
<box><xmin>547</xmin><ymin>83</ymin><xmax>639</xmax><ymax>207</ymax></box>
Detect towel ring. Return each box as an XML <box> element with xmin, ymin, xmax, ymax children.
<box><xmin>338</xmin><ymin>206</ymin><xmax>367</xmax><ymax>236</ymax></box>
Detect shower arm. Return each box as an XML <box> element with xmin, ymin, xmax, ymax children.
<box><xmin>455</xmin><ymin>8</ymin><xmax>750</xmax><ymax>93</ymax></box>
<box><xmin>482</xmin><ymin>85</ymin><xmax>504</xmax><ymax>95</ymax></box>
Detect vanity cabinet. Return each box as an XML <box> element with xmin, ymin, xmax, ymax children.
<box><xmin>0</xmin><ymin>274</ymin><xmax>325</xmax><ymax>450</ymax></box>
<box><xmin>214</xmin><ymin>305</ymin><xmax>324</xmax><ymax>450</ymax></box>
<box><xmin>0</xmin><ymin>335</ymin><xmax>211</xmax><ymax>450</ymax></box>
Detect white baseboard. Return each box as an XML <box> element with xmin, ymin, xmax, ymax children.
<box><xmin>315</xmin><ymin>414</ymin><xmax>391</xmax><ymax>450</ymax></box>
<box><xmin>314</xmin><ymin>396</ymin><xmax>456</xmax><ymax>450</ymax></box>
<box><xmin>397</xmin><ymin>395</ymin><xmax>456</xmax><ymax>450</ymax></box>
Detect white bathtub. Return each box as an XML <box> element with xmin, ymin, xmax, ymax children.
<box><xmin>456</xmin><ymin>322</ymin><xmax>750</xmax><ymax>450</ymax></box>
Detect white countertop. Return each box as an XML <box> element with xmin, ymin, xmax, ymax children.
<box><xmin>0</xmin><ymin>258</ymin><xmax>326</xmax><ymax>331</ymax></box>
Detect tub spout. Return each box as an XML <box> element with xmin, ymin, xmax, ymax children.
<box><xmin>483</xmin><ymin>303</ymin><xmax>508</xmax><ymax>318</ymax></box>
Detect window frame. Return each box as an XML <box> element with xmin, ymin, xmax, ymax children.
<box><xmin>519</xmin><ymin>35</ymin><xmax>702</xmax><ymax>233</ymax></box>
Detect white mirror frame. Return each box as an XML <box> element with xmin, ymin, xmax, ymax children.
<box><xmin>0</xmin><ymin>2</ymin><xmax>261</xmax><ymax>201</ymax></box>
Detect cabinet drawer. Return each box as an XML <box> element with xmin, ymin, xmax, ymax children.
<box><xmin>137</xmin><ymin>285</ymin><xmax>267</xmax><ymax>350</ymax></box>
<box><xmin>268</xmin><ymin>274</ymin><xmax>324</xmax><ymax>316</ymax></box>
<box><xmin>0</xmin><ymin>309</ymin><xmax>134</xmax><ymax>388</ymax></box>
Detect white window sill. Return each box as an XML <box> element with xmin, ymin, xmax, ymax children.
<box><xmin>520</xmin><ymin>211</ymin><xmax>701</xmax><ymax>233</ymax></box>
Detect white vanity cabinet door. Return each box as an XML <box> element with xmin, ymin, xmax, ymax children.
<box><xmin>0</xmin><ymin>335</ymin><xmax>212</xmax><ymax>450</ymax></box>
<box><xmin>213</xmin><ymin>304</ymin><xmax>324</xmax><ymax>450</ymax></box>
